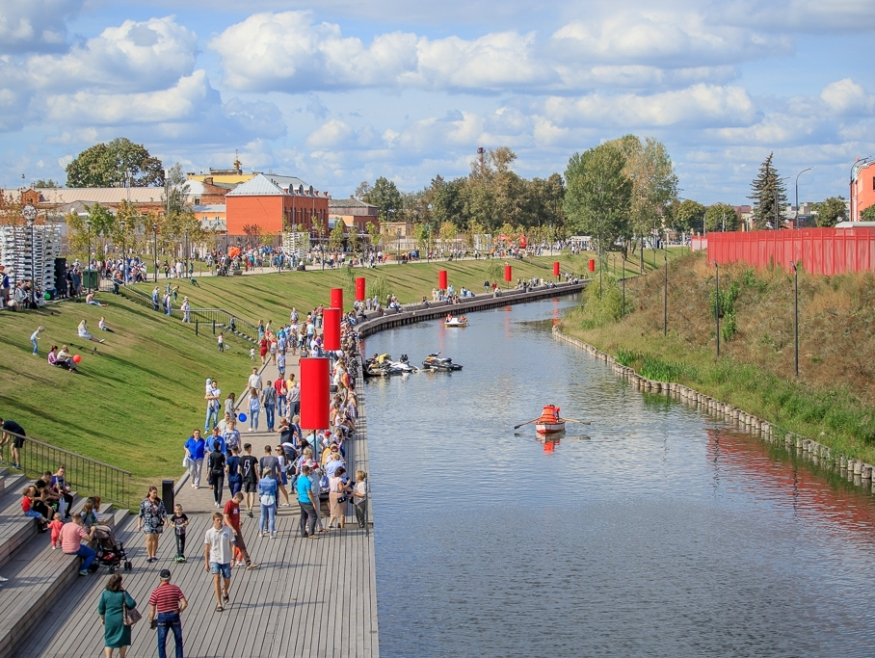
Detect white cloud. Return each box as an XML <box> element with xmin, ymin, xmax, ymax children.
<box><xmin>820</xmin><ymin>79</ymin><xmax>874</xmax><ymax>116</ymax></box>
<box><xmin>711</xmin><ymin>0</ymin><xmax>875</xmax><ymax>32</ymax></box>
<box><xmin>0</xmin><ymin>0</ymin><xmax>84</xmax><ymax>54</ymax></box>
<box><xmin>25</xmin><ymin>16</ymin><xmax>198</xmax><ymax>93</ymax></box>
<box><xmin>305</xmin><ymin>119</ymin><xmax>354</xmax><ymax>148</ymax></box>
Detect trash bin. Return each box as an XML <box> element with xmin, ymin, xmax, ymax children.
<box><xmin>162</xmin><ymin>479</ymin><xmax>174</xmax><ymax>512</ymax></box>
<box><xmin>82</xmin><ymin>269</ymin><xmax>99</xmax><ymax>290</ymax></box>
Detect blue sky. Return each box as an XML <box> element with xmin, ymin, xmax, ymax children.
<box><xmin>1</xmin><ymin>0</ymin><xmax>874</xmax><ymax>205</ymax></box>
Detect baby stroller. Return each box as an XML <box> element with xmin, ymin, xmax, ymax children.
<box><xmin>91</xmin><ymin>525</ymin><xmax>132</xmax><ymax>573</ymax></box>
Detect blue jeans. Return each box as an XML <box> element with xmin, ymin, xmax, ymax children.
<box><xmin>228</xmin><ymin>477</ymin><xmax>242</xmax><ymax>497</ymax></box>
<box><xmin>205</xmin><ymin>406</ymin><xmax>219</xmax><ymax>430</ymax></box>
<box><xmin>31</xmin><ymin>338</ymin><xmax>38</xmax><ymax>354</ymax></box>
<box><xmin>156</xmin><ymin>612</ymin><xmax>183</xmax><ymax>658</ymax></box>
<box><xmin>249</xmin><ymin>409</ymin><xmax>260</xmax><ymax>430</ymax></box>
<box><xmin>277</xmin><ymin>397</ymin><xmax>286</xmax><ymax>417</ymax></box>
<box><xmin>260</xmin><ymin>502</ymin><xmax>276</xmax><ymax>533</ymax></box>
<box><xmin>68</xmin><ymin>544</ymin><xmax>96</xmax><ymax>570</ymax></box>
<box><xmin>265</xmin><ymin>404</ymin><xmax>275</xmax><ymax>431</ymax></box>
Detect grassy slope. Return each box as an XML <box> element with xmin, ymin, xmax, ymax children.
<box><xmin>4</xmin><ymin>254</ymin><xmax>632</xmax><ymax>494</ymax></box>
<box><xmin>560</xmin><ymin>251</ymin><xmax>875</xmax><ymax>462</ymax></box>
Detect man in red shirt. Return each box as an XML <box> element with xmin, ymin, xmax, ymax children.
<box><xmin>223</xmin><ymin>492</ymin><xmax>258</xmax><ymax>570</ymax></box>
<box><xmin>148</xmin><ymin>569</ymin><xmax>188</xmax><ymax>658</ymax></box>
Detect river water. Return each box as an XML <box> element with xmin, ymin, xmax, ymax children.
<box><xmin>362</xmin><ymin>296</ymin><xmax>875</xmax><ymax>658</ymax></box>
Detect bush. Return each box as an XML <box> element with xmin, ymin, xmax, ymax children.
<box><xmin>578</xmin><ymin>276</ymin><xmax>626</xmax><ymax>329</ymax></box>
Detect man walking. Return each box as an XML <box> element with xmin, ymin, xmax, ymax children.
<box><xmin>204</xmin><ymin>511</ymin><xmax>235</xmax><ymax>612</ymax></box>
<box><xmin>297</xmin><ymin>464</ymin><xmax>318</xmax><ymax>538</ymax></box>
<box><xmin>223</xmin><ymin>492</ymin><xmax>258</xmax><ymax>570</ymax></box>
<box><xmin>240</xmin><ymin>444</ymin><xmax>259</xmax><ymax>518</ymax></box>
<box><xmin>148</xmin><ymin>568</ymin><xmax>187</xmax><ymax>658</ymax></box>
<box><xmin>247</xmin><ymin>367</ymin><xmax>263</xmax><ymax>393</ymax></box>
<box><xmin>205</xmin><ymin>381</ymin><xmax>221</xmax><ymax>431</ymax></box>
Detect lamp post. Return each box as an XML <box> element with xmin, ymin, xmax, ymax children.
<box><xmin>425</xmin><ymin>224</ymin><xmax>430</xmax><ymax>264</ymax></box>
<box><xmin>120</xmin><ymin>220</ymin><xmax>127</xmax><ymax>285</ymax></box>
<box><xmin>663</xmin><ymin>247</ymin><xmax>668</xmax><ymax>336</ymax></box>
<box><xmin>795</xmin><ymin>168</ymin><xmax>812</xmax><ymax>229</ymax></box>
<box><xmin>715</xmin><ymin>262</ymin><xmax>720</xmax><ymax>358</ymax></box>
<box><xmin>86</xmin><ymin>219</ymin><xmax>93</xmax><ymax>292</ymax></box>
<box><xmin>792</xmin><ymin>261</ymin><xmax>799</xmax><ymax>377</ymax></box>
<box><xmin>153</xmin><ymin>223</ymin><xmax>158</xmax><ymax>283</ymax></box>
<box><xmin>184</xmin><ymin>227</ymin><xmax>189</xmax><ymax>273</ymax></box>
<box><xmin>23</xmin><ymin>205</ymin><xmax>37</xmax><ymax>302</ymax></box>
<box><xmin>396</xmin><ymin>228</ymin><xmax>401</xmax><ymax>264</ymax></box>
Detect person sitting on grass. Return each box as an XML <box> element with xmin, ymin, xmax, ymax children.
<box><xmin>55</xmin><ymin>345</ymin><xmax>79</xmax><ymax>372</ymax></box>
<box><xmin>98</xmin><ymin>316</ymin><xmax>115</xmax><ymax>333</ymax></box>
<box><xmin>85</xmin><ymin>292</ymin><xmax>108</xmax><ymax>307</ymax></box>
<box><xmin>78</xmin><ymin>319</ymin><xmax>105</xmax><ymax>344</ymax></box>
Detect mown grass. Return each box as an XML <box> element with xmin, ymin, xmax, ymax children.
<box><xmin>560</xmin><ymin>252</ymin><xmax>875</xmax><ymax>463</ymax></box>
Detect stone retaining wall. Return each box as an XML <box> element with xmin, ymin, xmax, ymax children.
<box><xmin>553</xmin><ymin>326</ymin><xmax>875</xmax><ymax>491</ymax></box>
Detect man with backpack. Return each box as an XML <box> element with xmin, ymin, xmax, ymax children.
<box><xmin>239</xmin><ymin>444</ymin><xmax>259</xmax><ymax>518</ymax></box>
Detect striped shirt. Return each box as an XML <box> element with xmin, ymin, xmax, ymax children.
<box><xmin>148</xmin><ymin>583</ymin><xmax>185</xmax><ymax>613</ymax></box>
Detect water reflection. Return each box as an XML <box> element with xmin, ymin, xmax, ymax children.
<box><xmin>364</xmin><ymin>297</ymin><xmax>875</xmax><ymax>658</ymax></box>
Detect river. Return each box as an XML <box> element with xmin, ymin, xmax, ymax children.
<box><xmin>362</xmin><ymin>296</ymin><xmax>875</xmax><ymax>657</ymax></box>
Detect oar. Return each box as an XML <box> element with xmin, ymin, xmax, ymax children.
<box><xmin>513</xmin><ymin>418</ymin><xmax>539</xmax><ymax>430</ymax></box>
<box><xmin>559</xmin><ymin>418</ymin><xmax>591</xmax><ymax>425</ymax></box>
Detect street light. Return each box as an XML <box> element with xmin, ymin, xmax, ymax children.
<box><xmin>795</xmin><ymin>168</ymin><xmax>812</xmax><ymax>229</ymax></box>
<box><xmin>23</xmin><ymin>205</ymin><xmax>37</xmax><ymax>303</ymax></box>
<box><xmin>663</xmin><ymin>247</ymin><xmax>668</xmax><ymax>336</ymax></box>
<box><xmin>396</xmin><ymin>228</ymin><xmax>402</xmax><ymax>264</ymax></box>
<box><xmin>120</xmin><ymin>220</ymin><xmax>127</xmax><ymax>285</ymax></box>
<box><xmin>153</xmin><ymin>223</ymin><xmax>158</xmax><ymax>283</ymax></box>
<box><xmin>184</xmin><ymin>227</ymin><xmax>189</xmax><ymax>274</ymax></box>
<box><xmin>86</xmin><ymin>219</ymin><xmax>93</xmax><ymax>292</ymax></box>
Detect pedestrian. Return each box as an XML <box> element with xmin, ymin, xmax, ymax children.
<box><xmin>226</xmin><ymin>445</ymin><xmax>242</xmax><ymax>498</ymax></box>
<box><xmin>352</xmin><ymin>470</ymin><xmax>369</xmax><ymax>529</ymax></box>
<box><xmin>247</xmin><ymin>387</ymin><xmax>261</xmax><ymax>432</ymax></box>
<box><xmin>0</xmin><ymin>416</ymin><xmax>26</xmax><ymax>469</ymax></box>
<box><xmin>223</xmin><ymin>491</ymin><xmax>258</xmax><ymax>569</ymax></box>
<box><xmin>258</xmin><ymin>467</ymin><xmax>278</xmax><ymax>538</ymax></box>
<box><xmin>137</xmin><ymin>485</ymin><xmax>167</xmax><ymax>563</ymax></box>
<box><xmin>184</xmin><ymin>429</ymin><xmax>205</xmax><ymax>489</ymax></box>
<box><xmin>30</xmin><ymin>326</ymin><xmax>43</xmax><ymax>355</ymax></box>
<box><xmin>203</xmin><ymin>511</ymin><xmax>235</xmax><ymax>613</ymax></box>
<box><xmin>297</xmin><ymin>464</ymin><xmax>318</xmax><ymax>538</ymax></box>
<box><xmin>262</xmin><ymin>382</ymin><xmax>277</xmax><ymax>432</ymax></box>
<box><xmin>169</xmin><ymin>504</ymin><xmax>189</xmax><ymax>563</ymax></box>
<box><xmin>240</xmin><ymin>443</ymin><xmax>259</xmax><ymax>518</ymax></box>
<box><xmin>249</xmin><ymin>347</ymin><xmax>255</xmax><ymax>361</ymax></box>
<box><xmin>61</xmin><ymin>513</ymin><xmax>97</xmax><ymax>576</ymax></box>
<box><xmin>97</xmin><ymin>573</ymin><xmax>136</xmax><ymax>658</ymax></box>
<box><xmin>148</xmin><ymin>568</ymin><xmax>187</xmax><ymax>658</ymax></box>
<box><xmin>204</xmin><ymin>381</ymin><xmax>221</xmax><ymax>431</ymax></box>
<box><xmin>207</xmin><ymin>440</ymin><xmax>226</xmax><ymax>508</ymax></box>
<box><xmin>217</xmin><ymin>332</ymin><xmax>224</xmax><ymax>352</ymax></box>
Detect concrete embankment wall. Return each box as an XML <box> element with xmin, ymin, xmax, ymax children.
<box><xmin>553</xmin><ymin>326</ymin><xmax>875</xmax><ymax>491</ymax></box>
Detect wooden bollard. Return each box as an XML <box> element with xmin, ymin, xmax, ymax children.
<box><xmin>840</xmin><ymin>456</ymin><xmax>848</xmax><ymax>470</ymax></box>
<box><xmin>854</xmin><ymin>460</ymin><xmax>863</xmax><ymax>476</ymax></box>
<box><xmin>862</xmin><ymin>465</ymin><xmax>873</xmax><ymax>480</ymax></box>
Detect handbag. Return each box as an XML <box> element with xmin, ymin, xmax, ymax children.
<box><xmin>183</xmin><ymin>454</ymin><xmax>190</xmax><ymax>468</ymax></box>
<box><xmin>123</xmin><ymin>594</ymin><xmax>142</xmax><ymax>626</ymax></box>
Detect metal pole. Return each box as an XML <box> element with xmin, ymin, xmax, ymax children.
<box><xmin>663</xmin><ymin>248</ymin><xmax>667</xmax><ymax>336</ymax></box>
<box><xmin>622</xmin><ymin>274</ymin><xmax>625</xmax><ymax>317</ymax></box>
<box><xmin>793</xmin><ymin>262</ymin><xmax>799</xmax><ymax>377</ymax></box>
<box><xmin>795</xmin><ymin>168</ymin><xmax>812</xmax><ymax>230</ymax></box>
<box><xmin>153</xmin><ymin>224</ymin><xmax>158</xmax><ymax>283</ymax></box>
<box><xmin>715</xmin><ymin>262</ymin><xmax>720</xmax><ymax>358</ymax></box>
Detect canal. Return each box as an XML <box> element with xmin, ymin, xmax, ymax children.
<box><xmin>363</xmin><ymin>296</ymin><xmax>875</xmax><ymax>657</ymax></box>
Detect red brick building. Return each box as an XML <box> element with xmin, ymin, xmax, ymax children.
<box><xmin>225</xmin><ymin>174</ymin><xmax>329</xmax><ymax>236</ymax></box>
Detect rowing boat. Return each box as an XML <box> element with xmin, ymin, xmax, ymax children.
<box><xmin>534</xmin><ymin>404</ymin><xmax>566</xmax><ymax>434</ymax></box>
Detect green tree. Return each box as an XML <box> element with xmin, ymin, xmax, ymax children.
<box><xmin>428</xmin><ymin>175</ymin><xmax>466</xmax><ymax>229</ymax></box>
<box><xmin>354</xmin><ymin>181</ymin><xmax>372</xmax><ymax>198</ymax></box>
<box><xmin>438</xmin><ymin>221</ymin><xmax>457</xmax><ymax>255</ymax></box>
<box><xmin>66</xmin><ymin>203</ymin><xmax>115</xmax><ymax>259</ymax></box>
<box><xmin>749</xmin><ymin>152</ymin><xmax>787</xmax><ymax>229</ymax></box>
<box><xmin>328</xmin><ymin>218</ymin><xmax>345</xmax><ymax>251</ymax></box>
<box><xmin>813</xmin><ymin>196</ymin><xmax>847</xmax><ymax>227</ymax></box>
<box><xmin>861</xmin><ymin>204</ymin><xmax>875</xmax><ymax>222</ymax></box>
<box><xmin>33</xmin><ymin>179</ymin><xmax>60</xmax><ymax>188</ymax></box>
<box><xmin>66</xmin><ymin>137</ymin><xmax>164</xmax><ymax>188</ymax></box>
<box><xmin>563</xmin><ymin>143</ymin><xmax>631</xmax><ymax>253</ymax></box>
<box><xmin>673</xmin><ymin>200</ymin><xmax>706</xmax><ymax>234</ymax></box>
<box><xmin>705</xmin><ymin>203</ymin><xmax>739</xmax><ymax>232</ymax></box>
<box><xmin>363</xmin><ymin>177</ymin><xmax>403</xmax><ymax>220</ymax></box>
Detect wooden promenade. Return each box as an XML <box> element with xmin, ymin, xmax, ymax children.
<box><xmin>17</xmin><ymin>355</ymin><xmax>378</xmax><ymax>658</ymax></box>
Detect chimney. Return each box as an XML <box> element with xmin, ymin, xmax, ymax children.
<box><xmin>204</xmin><ymin>177</ymin><xmax>213</xmax><ymax>186</ymax></box>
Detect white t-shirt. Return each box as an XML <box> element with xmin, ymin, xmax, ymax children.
<box><xmin>248</xmin><ymin>374</ymin><xmax>262</xmax><ymax>390</ymax></box>
<box><xmin>204</xmin><ymin>525</ymin><xmax>235</xmax><ymax>565</ymax></box>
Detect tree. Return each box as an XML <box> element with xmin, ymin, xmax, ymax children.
<box><xmin>328</xmin><ymin>219</ymin><xmax>345</xmax><ymax>251</ymax></box>
<box><xmin>749</xmin><ymin>152</ymin><xmax>787</xmax><ymax>229</ymax></box>
<box><xmin>354</xmin><ymin>181</ymin><xmax>372</xmax><ymax>199</ymax></box>
<box><xmin>66</xmin><ymin>138</ymin><xmax>164</xmax><ymax>188</ymax></box>
<box><xmin>365</xmin><ymin>221</ymin><xmax>379</xmax><ymax>250</ymax></box>
<box><xmin>564</xmin><ymin>143</ymin><xmax>632</xmax><ymax>253</ymax></box>
<box><xmin>33</xmin><ymin>179</ymin><xmax>60</xmax><ymax>188</ymax></box>
<box><xmin>813</xmin><ymin>196</ymin><xmax>847</xmax><ymax>227</ymax></box>
<box><xmin>861</xmin><ymin>204</ymin><xmax>875</xmax><ymax>222</ymax></box>
<box><xmin>673</xmin><ymin>200</ymin><xmax>706</xmax><ymax>234</ymax></box>
<box><xmin>439</xmin><ymin>221</ymin><xmax>457</xmax><ymax>255</ymax></box>
<box><xmin>363</xmin><ymin>177</ymin><xmax>403</xmax><ymax>221</ymax></box>
<box><xmin>705</xmin><ymin>203</ymin><xmax>739</xmax><ymax>232</ymax></box>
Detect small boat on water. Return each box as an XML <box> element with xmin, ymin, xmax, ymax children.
<box><xmin>445</xmin><ymin>314</ymin><xmax>468</xmax><ymax>327</ymax></box>
<box><xmin>535</xmin><ymin>405</ymin><xmax>566</xmax><ymax>435</ymax></box>
<box><xmin>422</xmin><ymin>352</ymin><xmax>463</xmax><ymax>372</ymax></box>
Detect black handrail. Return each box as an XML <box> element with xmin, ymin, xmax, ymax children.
<box><xmin>5</xmin><ymin>430</ymin><xmax>134</xmax><ymax>508</ymax></box>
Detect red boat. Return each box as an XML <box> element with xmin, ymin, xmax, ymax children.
<box><xmin>535</xmin><ymin>405</ymin><xmax>566</xmax><ymax>434</ymax></box>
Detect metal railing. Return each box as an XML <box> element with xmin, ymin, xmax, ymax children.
<box><xmin>5</xmin><ymin>430</ymin><xmax>134</xmax><ymax>508</ymax></box>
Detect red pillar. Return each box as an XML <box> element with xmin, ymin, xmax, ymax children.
<box><xmin>588</xmin><ymin>259</ymin><xmax>595</xmax><ymax>272</ymax></box>
<box><xmin>438</xmin><ymin>270</ymin><xmax>447</xmax><ymax>290</ymax></box>
<box><xmin>504</xmin><ymin>265</ymin><xmax>512</xmax><ymax>282</ymax></box>
<box><xmin>355</xmin><ymin>277</ymin><xmax>366</xmax><ymax>301</ymax></box>
<box><xmin>299</xmin><ymin>357</ymin><xmax>329</xmax><ymax>430</ymax></box>
<box><xmin>323</xmin><ymin>307</ymin><xmax>341</xmax><ymax>351</ymax></box>
<box><xmin>330</xmin><ymin>288</ymin><xmax>343</xmax><ymax>312</ymax></box>
<box><xmin>553</xmin><ymin>261</ymin><xmax>560</xmax><ymax>277</ymax></box>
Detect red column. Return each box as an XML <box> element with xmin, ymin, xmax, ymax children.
<box><xmin>504</xmin><ymin>265</ymin><xmax>512</xmax><ymax>282</ymax></box>
<box><xmin>588</xmin><ymin>259</ymin><xmax>595</xmax><ymax>272</ymax></box>
<box><xmin>330</xmin><ymin>288</ymin><xmax>343</xmax><ymax>312</ymax></box>
<box><xmin>438</xmin><ymin>270</ymin><xmax>447</xmax><ymax>289</ymax></box>
<box><xmin>299</xmin><ymin>357</ymin><xmax>329</xmax><ymax>430</ymax></box>
<box><xmin>553</xmin><ymin>262</ymin><xmax>560</xmax><ymax>277</ymax></box>
<box><xmin>323</xmin><ymin>308</ymin><xmax>341</xmax><ymax>351</ymax></box>
<box><xmin>355</xmin><ymin>277</ymin><xmax>366</xmax><ymax>301</ymax></box>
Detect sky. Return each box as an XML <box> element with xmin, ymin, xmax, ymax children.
<box><xmin>1</xmin><ymin>0</ymin><xmax>874</xmax><ymax>206</ymax></box>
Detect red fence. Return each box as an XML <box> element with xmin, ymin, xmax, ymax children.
<box><xmin>707</xmin><ymin>228</ymin><xmax>875</xmax><ymax>275</ymax></box>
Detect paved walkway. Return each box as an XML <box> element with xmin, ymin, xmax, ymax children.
<box><xmin>19</xmin><ymin>351</ymin><xmax>379</xmax><ymax>658</ymax></box>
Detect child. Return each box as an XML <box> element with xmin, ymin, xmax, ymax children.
<box><xmin>48</xmin><ymin>512</ymin><xmax>64</xmax><ymax>549</ymax></box>
<box><xmin>250</xmin><ymin>347</ymin><xmax>256</xmax><ymax>361</ymax></box>
<box><xmin>217</xmin><ymin>333</ymin><xmax>225</xmax><ymax>352</ymax></box>
<box><xmin>170</xmin><ymin>503</ymin><xmax>189</xmax><ymax>562</ymax></box>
